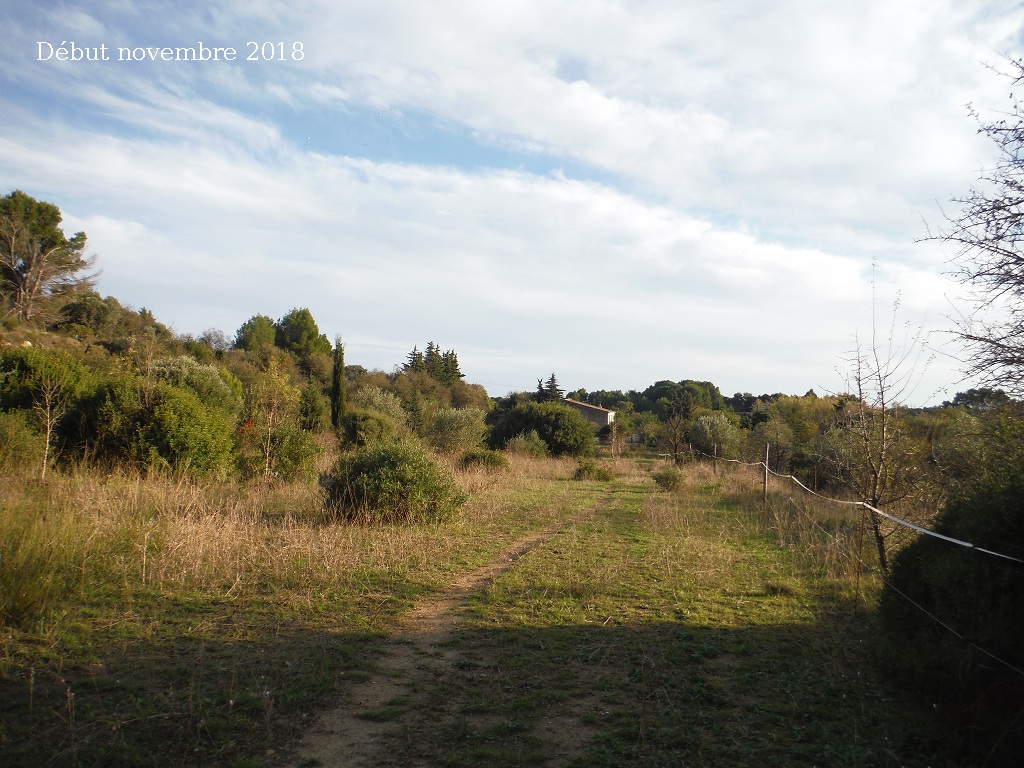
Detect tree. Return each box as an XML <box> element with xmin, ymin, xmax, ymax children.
<box><xmin>246</xmin><ymin>358</ymin><xmax>300</xmax><ymax>478</ymax></box>
<box><xmin>658</xmin><ymin>411</ymin><xmax>689</xmax><ymax>465</ymax></box>
<box><xmin>487</xmin><ymin>401</ymin><xmax>595</xmax><ymax>457</ymax></box>
<box><xmin>234</xmin><ymin>314</ymin><xmax>276</xmax><ymax>352</ymax></box>
<box><xmin>935</xmin><ymin>59</ymin><xmax>1024</xmax><ymax>394</ymax></box>
<box><xmin>404</xmin><ymin>345</ymin><xmax>426</xmax><ymax>373</ymax></box>
<box><xmin>689</xmin><ymin>413</ymin><xmax>739</xmax><ymax>460</ymax></box>
<box><xmin>535</xmin><ymin>372</ymin><xmax>564</xmax><ymax>403</ymax></box>
<box><xmin>0</xmin><ymin>190</ymin><xmax>92</xmax><ymax>322</ymax></box>
<box><xmin>273</xmin><ymin>308</ymin><xmax>331</xmax><ymax>358</ymax></box>
<box><xmin>827</xmin><ymin>311</ymin><xmax>929</xmax><ymax>572</ymax></box>
<box><xmin>330</xmin><ymin>336</ymin><xmax>347</xmax><ymax>429</ymax></box>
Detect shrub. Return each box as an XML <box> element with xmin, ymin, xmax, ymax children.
<box><xmin>489</xmin><ymin>402</ymin><xmax>595</xmax><ymax>457</ymax></box>
<box><xmin>268</xmin><ymin>425</ymin><xmax>319</xmax><ymax>480</ymax></box>
<box><xmin>339</xmin><ymin>408</ymin><xmax>402</xmax><ymax>447</ymax></box>
<box><xmin>503</xmin><ymin>429</ymin><xmax>548</xmax><ymax>457</ymax></box>
<box><xmin>652</xmin><ymin>467</ymin><xmax>684</xmax><ymax>492</ymax></box>
<box><xmin>151</xmin><ymin>355</ymin><xmax>243</xmax><ymax>419</ymax></box>
<box><xmin>460</xmin><ymin>448</ymin><xmax>509</xmax><ymax>472</ymax></box>
<box><xmin>135</xmin><ymin>383</ymin><xmax>236</xmax><ymax>475</ymax></box>
<box><xmin>573</xmin><ymin>459</ymin><xmax>613</xmax><ymax>481</ymax></box>
<box><xmin>299</xmin><ymin>377</ymin><xmax>329</xmax><ymax>432</ymax></box>
<box><xmin>351</xmin><ymin>387</ymin><xmax>407</xmax><ymax>425</ymax></box>
<box><xmin>0</xmin><ymin>411</ymin><xmax>45</xmax><ymax>472</ymax></box>
<box><xmin>427</xmin><ymin>407</ymin><xmax>486</xmax><ymax>454</ymax></box>
<box><xmin>326</xmin><ymin>441</ymin><xmax>466</xmax><ymax>524</ymax></box>
<box><xmin>879</xmin><ymin>479</ymin><xmax>1024</xmax><ymax>765</ymax></box>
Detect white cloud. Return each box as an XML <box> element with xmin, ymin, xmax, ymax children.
<box><xmin>3</xmin><ymin>0</ymin><xmax>1021</xmax><ymax>401</ymax></box>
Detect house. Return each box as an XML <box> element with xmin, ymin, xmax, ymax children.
<box><xmin>562</xmin><ymin>398</ymin><xmax>616</xmax><ymax>442</ymax></box>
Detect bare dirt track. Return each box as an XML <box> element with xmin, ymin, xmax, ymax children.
<box><xmin>283</xmin><ymin>503</ymin><xmax>600</xmax><ymax>768</ymax></box>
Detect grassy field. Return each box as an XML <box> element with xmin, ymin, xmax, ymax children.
<box><xmin>1</xmin><ymin>456</ymin><xmax>948</xmax><ymax>766</ymax></box>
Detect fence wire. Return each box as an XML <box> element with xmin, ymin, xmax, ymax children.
<box><xmin>681</xmin><ymin>449</ymin><xmax>1024</xmax><ymax>677</ymax></box>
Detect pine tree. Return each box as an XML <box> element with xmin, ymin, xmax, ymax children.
<box><xmin>538</xmin><ymin>372</ymin><xmax>564</xmax><ymax>402</ymax></box>
<box><xmin>423</xmin><ymin>342</ymin><xmax>440</xmax><ymax>378</ymax></box>
<box><xmin>406</xmin><ymin>388</ymin><xmax>427</xmax><ymax>436</ymax></box>
<box><xmin>404</xmin><ymin>346</ymin><xmax>426</xmax><ymax>373</ymax></box>
<box><xmin>436</xmin><ymin>349</ymin><xmax>464</xmax><ymax>385</ymax></box>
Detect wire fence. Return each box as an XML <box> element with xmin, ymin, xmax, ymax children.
<box><xmin>673</xmin><ymin>446</ymin><xmax>1024</xmax><ymax>678</ymax></box>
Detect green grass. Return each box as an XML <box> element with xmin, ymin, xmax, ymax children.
<box><xmin>0</xmin><ymin>459</ymin><xmax>951</xmax><ymax>766</ymax></box>
<box><xmin>365</xmin><ymin>467</ymin><xmax>951</xmax><ymax>767</ymax></box>
<box><xmin>0</xmin><ymin>458</ymin><xmax>604</xmax><ymax>766</ymax></box>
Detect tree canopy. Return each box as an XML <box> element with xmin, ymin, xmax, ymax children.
<box><xmin>0</xmin><ymin>190</ymin><xmax>91</xmax><ymax>321</ymax></box>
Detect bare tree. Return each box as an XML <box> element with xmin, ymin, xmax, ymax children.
<box><xmin>658</xmin><ymin>412</ymin><xmax>688</xmax><ymax>465</ymax></box>
<box><xmin>31</xmin><ymin>364</ymin><xmax>73</xmax><ymax>481</ymax></box>
<box><xmin>829</xmin><ymin>296</ymin><xmax>930</xmax><ymax>572</ymax></box>
<box><xmin>932</xmin><ymin>58</ymin><xmax>1024</xmax><ymax>394</ymax></box>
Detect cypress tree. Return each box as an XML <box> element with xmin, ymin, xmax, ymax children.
<box><xmin>330</xmin><ymin>336</ymin><xmax>347</xmax><ymax>428</ymax></box>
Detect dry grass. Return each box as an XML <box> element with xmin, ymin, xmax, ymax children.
<box><xmin>0</xmin><ymin>452</ymin><xmax>591</xmax><ymax>620</ymax></box>
<box><xmin>0</xmin><ymin>452</ymin><xmax>610</xmax><ymax>766</ymax></box>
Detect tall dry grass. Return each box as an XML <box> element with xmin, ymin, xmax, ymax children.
<box><xmin>641</xmin><ymin>458</ymin><xmax>873</xmax><ymax>592</ymax></box>
<box><xmin>0</xmin><ymin>451</ymin><xmax>592</xmax><ymax>632</ymax></box>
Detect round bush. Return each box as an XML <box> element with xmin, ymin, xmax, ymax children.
<box><xmin>573</xmin><ymin>459</ymin><xmax>614</xmax><ymax>481</ymax></box>
<box><xmin>460</xmin><ymin>448</ymin><xmax>509</xmax><ymax>472</ymax></box>
<box><xmin>326</xmin><ymin>441</ymin><xmax>466</xmax><ymax>524</ymax></box>
<box><xmin>652</xmin><ymin>468</ymin><xmax>684</xmax><ymax>492</ymax></box>
<box><xmin>488</xmin><ymin>402</ymin><xmax>595</xmax><ymax>457</ymax></box>
<box><xmin>427</xmin><ymin>407</ymin><xmax>486</xmax><ymax>455</ymax></box>
<box><xmin>339</xmin><ymin>408</ymin><xmax>402</xmax><ymax>447</ymax></box>
<box><xmin>503</xmin><ymin>429</ymin><xmax>548</xmax><ymax>457</ymax></box>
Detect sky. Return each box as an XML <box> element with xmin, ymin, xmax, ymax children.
<box><xmin>3</xmin><ymin>1</ymin><xmax>1023</xmax><ymax>402</ymax></box>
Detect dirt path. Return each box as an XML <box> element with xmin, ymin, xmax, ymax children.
<box><xmin>283</xmin><ymin>502</ymin><xmax>601</xmax><ymax>768</ymax></box>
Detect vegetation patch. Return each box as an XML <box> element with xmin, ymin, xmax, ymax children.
<box><xmin>650</xmin><ymin>466</ymin><xmax>684</xmax><ymax>492</ymax></box>
<box><xmin>572</xmin><ymin>458</ymin><xmax>614</xmax><ymax>482</ymax></box>
<box><xmin>460</xmin><ymin>448</ymin><xmax>509</xmax><ymax>472</ymax></box>
<box><xmin>325</xmin><ymin>441</ymin><xmax>467</xmax><ymax>524</ymax></box>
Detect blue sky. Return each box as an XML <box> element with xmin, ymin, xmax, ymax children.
<box><xmin>3</xmin><ymin>1</ymin><xmax>1023</xmax><ymax>402</ymax></box>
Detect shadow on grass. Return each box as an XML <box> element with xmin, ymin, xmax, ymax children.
<box><xmin>0</xmin><ymin>608</ymin><xmax>378</xmax><ymax>768</ymax></box>
<box><xmin>2</xmin><ymin>604</ymin><xmax>962</xmax><ymax>768</ymax></box>
<box><xmin>381</xmin><ymin>616</ymin><xmax>957</xmax><ymax>768</ymax></box>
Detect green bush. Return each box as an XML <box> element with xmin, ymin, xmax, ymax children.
<box><xmin>269</xmin><ymin>425</ymin><xmax>319</xmax><ymax>479</ymax></box>
<box><xmin>427</xmin><ymin>407</ymin><xmax>486</xmax><ymax>454</ymax></box>
<box><xmin>0</xmin><ymin>410</ymin><xmax>45</xmax><ymax>472</ymax></box>
<box><xmin>299</xmin><ymin>377</ymin><xmax>329</xmax><ymax>432</ymax></box>
<box><xmin>339</xmin><ymin>408</ymin><xmax>402</xmax><ymax>447</ymax></box>
<box><xmin>879</xmin><ymin>480</ymin><xmax>1024</xmax><ymax>764</ymax></box>
<box><xmin>489</xmin><ymin>402</ymin><xmax>595</xmax><ymax>457</ymax></box>
<box><xmin>652</xmin><ymin>467</ymin><xmax>684</xmax><ymax>492</ymax></box>
<box><xmin>573</xmin><ymin>459</ymin><xmax>613</xmax><ymax>481</ymax></box>
<box><xmin>351</xmin><ymin>387</ymin><xmax>408</xmax><ymax>425</ymax></box>
<box><xmin>326</xmin><ymin>441</ymin><xmax>466</xmax><ymax>524</ymax></box>
<box><xmin>460</xmin><ymin>448</ymin><xmax>509</xmax><ymax>472</ymax></box>
<box><xmin>135</xmin><ymin>383</ymin><xmax>236</xmax><ymax>475</ymax></box>
<box><xmin>503</xmin><ymin>429</ymin><xmax>548</xmax><ymax>457</ymax></box>
<box><xmin>151</xmin><ymin>355</ymin><xmax>243</xmax><ymax>419</ymax></box>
